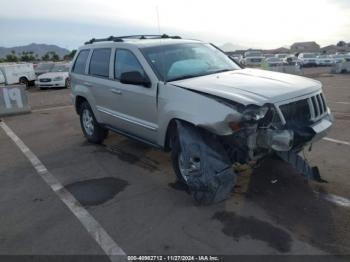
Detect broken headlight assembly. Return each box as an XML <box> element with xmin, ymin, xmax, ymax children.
<box><xmin>242</xmin><ymin>105</ymin><xmax>269</xmax><ymax>122</ymax></box>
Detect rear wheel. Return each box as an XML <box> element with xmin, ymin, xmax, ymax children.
<box><xmin>79</xmin><ymin>102</ymin><xmax>108</xmax><ymax>144</ymax></box>
<box><xmin>19</xmin><ymin>77</ymin><xmax>29</xmax><ymax>89</ymax></box>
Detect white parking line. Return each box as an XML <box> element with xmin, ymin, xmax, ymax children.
<box><xmin>0</xmin><ymin>121</ymin><xmax>126</xmax><ymax>262</ymax></box>
<box><xmin>32</xmin><ymin>105</ymin><xmax>73</xmax><ymax>112</ymax></box>
<box><xmin>323</xmin><ymin>137</ymin><xmax>350</xmax><ymax>146</ymax></box>
<box><xmin>335</xmin><ymin>102</ymin><xmax>350</xmax><ymax>105</ymax></box>
<box><xmin>316</xmin><ymin>191</ymin><xmax>350</xmax><ymax>208</ymax></box>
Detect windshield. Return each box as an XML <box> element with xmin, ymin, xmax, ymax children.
<box><xmin>245</xmin><ymin>52</ymin><xmax>262</xmax><ymax>57</ymax></box>
<box><xmin>141</xmin><ymin>43</ymin><xmax>240</xmax><ymax>82</ymax></box>
<box><xmin>303</xmin><ymin>54</ymin><xmax>316</xmax><ymax>58</ymax></box>
<box><xmin>276</xmin><ymin>54</ymin><xmax>288</xmax><ymax>58</ymax></box>
<box><xmin>51</xmin><ymin>64</ymin><xmax>70</xmax><ymax>72</ymax></box>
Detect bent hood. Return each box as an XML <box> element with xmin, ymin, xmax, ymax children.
<box><xmin>171</xmin><ymin>68</ymin><xmax>322</xmax><ymax>105</ymax></box>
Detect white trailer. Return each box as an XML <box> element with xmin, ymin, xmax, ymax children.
<box><xmin>0</xmin><ymin>63</ymin><xmax>36</xmax><ymax>86</ymax></box>
<box><xmin>0</xmin><ymin>70</ymin><xmax>5</xmax><ymax>85</ymax></box>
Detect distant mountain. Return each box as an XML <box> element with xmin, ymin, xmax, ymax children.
<box><xmin>0</xmin><ymin>43</ymin><xmax>70</xmax><ymax>59</ymax></box>
<box><xmin>219</xmin><ymin>43</ymin><xmax>247</xmax><ymax>52</ymax></box>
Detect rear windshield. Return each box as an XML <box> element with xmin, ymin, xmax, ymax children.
<box><xmin>73</xmin><ymin>50</ymin><xmax>90</xmax><ymax>74</ymax></box>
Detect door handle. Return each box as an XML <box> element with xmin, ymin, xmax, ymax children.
<box><xmin>110</xmin><ymin>89</ymin><xmax>122</xmax><ymax>95</ymax></box>
<box><xmin>84</xmin><ymin>82</ymin><xmax>92</xmax><ymax>87</ymax></box>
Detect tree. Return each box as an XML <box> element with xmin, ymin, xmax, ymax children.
<box><xmin>63</xmin><ymin>49</ymin><xmax>76</xmax><ymax>61</ymax></box>
<box><xmin>42</xmin><ymin>51</ymin><xmax>60</xmax><ymax>62</ymax></box>
<box><xmin>5</xmin><ymin>51</ymin><xmax>18</xmax><ymax>62</ymax></box>
<box><xmin>20</xmin><ymin>51</ymin><xmax>36</xmax><ymax>62</ymax></box>
<box><xmin>51</xmin><ymin>52</ymin><xmax>60</xmax><ymax>62</ymax></box>
<box><xmin>337</xmin><ymin>41</ymin><xmax>346</xmax><ymax>47</ymax></box>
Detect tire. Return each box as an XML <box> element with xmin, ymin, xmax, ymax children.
<box><xmin>19</xmin><ymin>77</ymin><xmax>29</xmax><ymax>89</ymax></box>
<box><xmin>171</xmin><ymin>121</ymin><xmax>236</xmax><ymax>205</ymax></box>
<box><xmin>171</xmin><ymin>134</ymin><xmax>186</xmax><ymax>184</ymax></box>
<box><xmin>79</xmin><ymin>101</ymin><xmax>108</xmax><ymax>144</ymax></box>
<box><xmin>65</xmin><ymin>78</ymin><xmax>70</xmax><ymax>88</ymax></box>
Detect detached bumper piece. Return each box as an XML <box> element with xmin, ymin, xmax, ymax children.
<box><xmin>176</xmin><ymin>121</ymin><xmax>236</xmax><ymax>204</ymax></box>
<box><xmin>276</xmin><ymin>151</ymin><xmax>325</xmax><ymax>182</ymax></box>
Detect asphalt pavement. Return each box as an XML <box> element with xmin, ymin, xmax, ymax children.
<box><xmin>0</xmin><ymin>69</ymin><xmax>349</xmax><ymax>261</ymax></box>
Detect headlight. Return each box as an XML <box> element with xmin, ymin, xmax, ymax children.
<box><xmin>53</xmin><ymin>76</ymin><xmax>63</xmax><ymax>81</ymax></box>
<box><xmin>242</xmin><ymin>105</ymin><xmax>269</xmax><ymax>121</ymax></box>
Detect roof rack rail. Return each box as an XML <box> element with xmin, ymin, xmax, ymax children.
<box><xmin>84</xmin><ymin>34</ymin><xmax>181</xmax><ymax>45</ymax></box>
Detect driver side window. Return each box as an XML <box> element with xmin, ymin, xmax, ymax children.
<box><xmin>114</xmin><ymin>49</ymin><xmax>145</xmax><ymax>80</ymax></box>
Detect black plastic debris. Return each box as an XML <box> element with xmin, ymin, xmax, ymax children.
<box><xmin>276</xmin><ymin>151</ymin><xmax>327</xmax><ymax>182</ymax></box>
<box><xmin>176</xmin><ymin>121</ymin><xmax>236</xmax><ymax>204</ymax></box>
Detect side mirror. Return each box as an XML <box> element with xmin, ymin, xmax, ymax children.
<box><xmin>120</xmin><ymin>71</ymin><xmax>150</xmax><ymax>87</ymax></box>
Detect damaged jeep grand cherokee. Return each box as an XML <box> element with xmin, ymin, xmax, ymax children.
<box><xmin>70</xmin><ymin>35</ymin><xmax>333</xmax><ymax>205</ymax></box>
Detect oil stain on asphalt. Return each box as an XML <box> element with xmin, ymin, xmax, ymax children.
<box><xmin>245</xmin><ymin>157</ymin><xmax>350</xmax><ymax>254</ymax></box>
<box><xmin>212</xmin><ymin>211</ymin><xmax>292</xmax><ymax>253</ymax></box>
<box><xmin>65</xmin><ymin>177</ymin><xmax>128</xmax><ymax>206</ymax></box>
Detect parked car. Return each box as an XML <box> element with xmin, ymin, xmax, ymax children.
<box><xmin>0</xmin><ymin>63</ymin><xmax>36</xmax><ymax>87</ymax></box>
<box><xmin>316</xmin><ymin>55</ymin><xmax>334</xmax><ymax>66</ymax></box>
<box><xmin>242</xmin><ymin>51</ymin><xmax>264</xmax><ymax>67</ymax></box>
<box><xmin>283</xmin><ymin>55</ymin><xmax>300</xmax><ymax>65</ymax></box>
<box><xmin>34</xmin><ymin>62</ymin><xmax>55</xmax><ymax>76</ymax></box>
<box><xmin>298</xmin><ymin>53</ymin><xmax>318</xmax><ymax>67</ymax></box>
<box><xmin>263</xmin><ymin>54</ymin><xmax>275</xmax><ymax>58</ymax></box>
<box><xmin>331</xmin><ymin>54</ymin><xmax>345</xmax><ymax>64</ymax></box>
<box><xmin>36</xmin><ymin>63</ymin><xmax>71</xmax><ymax>90</ymax></box>
<box><xmin>229</xmin><ymin>55</ymin><xmax>243</xmax><ymax>64</ymax></box>
<box><xmin>275</xmin><ymin>53</ymin><xmax>289</xmax><ymax>59</ymax></box>
<box><xmin>263</xmin><ymin>57</ymin><xmax>283</xmax><ymax>67</ymax></box>
<box><xmin>71</xmin><ymin>35</ymin><xmax>333</xmax><ymax>204</ymax></box>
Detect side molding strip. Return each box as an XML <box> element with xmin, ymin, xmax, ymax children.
<box><xmin>96</xmin><ymin>106</ymin><xmax>158</xmax><ymax>131</ymax></box>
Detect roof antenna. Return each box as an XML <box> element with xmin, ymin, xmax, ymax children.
<box><xmin>156</xmin><ymin>5</ymin><xmax>161</xmax><ymax>36</ymax></box>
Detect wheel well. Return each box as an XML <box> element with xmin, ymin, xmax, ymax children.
<box><xmin>164</xmin><ymin>119</ymin><xmax>196</xmax><ymax>152</ymax></box>
<box><xmin>19</xmin><ymin>76</ymin><xmax>28</xmax><ymax>82</ymax></box>
<box><xmin>75</xmin><ymin>96</ymin><xmax>87</xmax><ymax>115</ymax></box>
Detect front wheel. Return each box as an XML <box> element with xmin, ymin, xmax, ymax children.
<box><xmin>65</xmin><ymin>78</ymin><xmax>70</xmax><ymax>88</ymax></box>
<box><xmin>171</xmin><ymin>135</ymin><xmax>186</xmax><ymax>184</ymax></box>
<box><xmin>79</xmin><ymin>102</ymin><xmax>108</xmax><ymax>144</ymax></box>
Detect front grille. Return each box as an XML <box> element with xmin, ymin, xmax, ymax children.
<box><xmin>40</xmin><ymin>78</ymin><xmax>51</xmax><ymax>82</ymax></box>
<box><xmin>310</xmin><ymin>93</ymin><xmax>327</xmax><ymax>119</ymax></box>
<box><xmin>280</xmin><ymin>99</ymin><xmax>311</xmax><ymax>125</ymax></box>
<box><xmin>279</xmin><ymin>93</ymin><xmax>327</xmax><ymax>125</ymax></box>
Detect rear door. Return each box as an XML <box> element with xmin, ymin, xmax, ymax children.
<box><xmin>107</xmin><ymin>48</ymin><xmax>158</xmax><ymax>143</ymax></box>
<box><xmin>84</xmin><ymin>48</ymin><xmax>118</xmax><ymax>125</ymax></box>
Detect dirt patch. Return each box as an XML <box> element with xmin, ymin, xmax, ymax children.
<box><xmin>245</xmin><ymin>157</ymin><xmax>350</xmax><ymax>254</ymax></box>
<box><xmin>65</xmin><ymin>177</ymin><xmax>128</xmax><ymax>206</ymax></box>
<box><xmin>213</xmin><ymin>211</ymin><xmax>292</xmax><ymax>253</ymax></box>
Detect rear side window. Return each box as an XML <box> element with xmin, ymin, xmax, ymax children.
<box><xmin>114</xmin><ymin>49</ymin><xmax>145</xmax><ymax>79</ymax></box>
<box><xmin>89</xmin><ymin>48</ymin><xmax>111</xmax><ymax>78</ymax></box>
<box><xmin>72</xmin><ymin>50</ymin><xmax>90</xmax><ymax>74</ymax></box>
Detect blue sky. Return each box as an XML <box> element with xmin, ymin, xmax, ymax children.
<box><xmin>0</xmin><ymin>0</ymin><xmax>349</xmax><ymax>50</ymax></box>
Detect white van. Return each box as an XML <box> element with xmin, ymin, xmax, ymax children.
<box><xmin>0</xmin><ymin>63</ymin><xmax>36</xmax><ymax>86</ymax></box>
<box><xmin>0</xmin><ymin>70</ymin><xmax>5</xmax><ymax>85</ymax></box>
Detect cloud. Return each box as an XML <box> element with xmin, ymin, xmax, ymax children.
<box><xmin>1</xmin><ymin>0</ymin><xmax>349</xmax><ymax>49</ymax></box>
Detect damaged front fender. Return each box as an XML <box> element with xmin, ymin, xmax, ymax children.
<box><xmin>176</xmin><ymin>120</ymin><xmax>236</xmax><ymax>204</ymax></box>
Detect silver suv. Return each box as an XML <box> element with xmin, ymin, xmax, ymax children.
<box><xmin>71</xmin><ymin>35</ymin><xmax>333</xmax><ymax>204</ymax></box>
